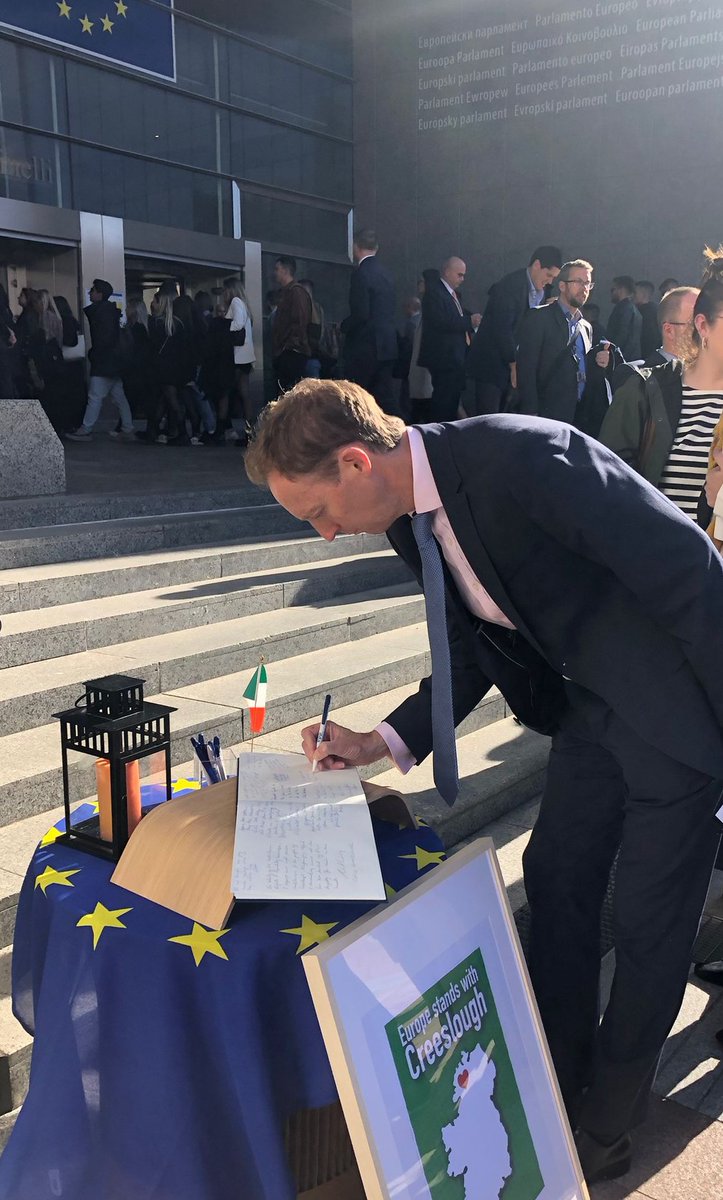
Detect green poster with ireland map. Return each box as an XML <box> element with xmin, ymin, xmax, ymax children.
<box><xmin>385</xmin><ymin>948</ymin><xmax>544</xmax><ymax>1200</ymax></box>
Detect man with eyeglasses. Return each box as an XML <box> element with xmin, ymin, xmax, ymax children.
<box><xmin>516</xmin><ymin>260</ymin><xmax>610</xmax><ymax>425</ymax></box>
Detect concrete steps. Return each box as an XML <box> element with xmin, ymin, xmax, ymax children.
<box><xmin>0</xmin><ymin>503</ymin><xmax>550</xmax><ymax>1149</ymax></box>
<box><xmin>0</xmin><ymin>486</ymin><xmax>261</xmax><ymax>531</ymax></box>
<box><xmin>0</xmin><ymin>503</ymin><xmax>306</xmax><ymax>568</ymax></box>
<box><xmin>0</xmin><ymin>531</ymin><xmax>390</xmax><ymax>613</ymax></box>
<box><xmin>0</xmin><ymin>586</ymin><xmax>423</xmax><ymax>735</ymax></box>
<box><xmin>0</xmin><ymin>550</ymin><xmax>413</xmax><ymax>668</ymax></box>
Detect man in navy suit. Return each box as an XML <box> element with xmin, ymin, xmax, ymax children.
<box><xmin>467</xmin><ymin>245</ymin><xmax>562</xmax><ymax>415</ymax></box>
<box><xmin>246</xmin><ymin>380</ymin><xmax>723</xmax><ymax>1186</ymax></box>
<box><xmin>341</xmin><ymin>229</ymin><xmax>399</xmax><ymax>415</ymax></box>
<box><xmin>419</xmin><ymin>257</ymin><xmax>481</xmax><ymax>422</ymax></box>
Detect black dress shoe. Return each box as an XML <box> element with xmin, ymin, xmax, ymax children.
<box><xmin>574</xmin><ymin>1129</ymin><xmax>632</xmax><ymax>1184</ymax></box>
<box><xmin>694</xmin><ymin>961</ymin><xmax>723</xmax><ymax>986</ymax></box>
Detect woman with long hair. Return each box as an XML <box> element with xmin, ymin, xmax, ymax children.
<box><xmin>37</xmin><ymin>290</ymin><xmax>63</xmax><ymax>346</ymax></box>
<box><xmin>221</xmin><ymin>276</ymin><xmax>255</xmax><ymax>443</ymax></box>
<box><xmin>146</xmin><ymin>291</ymin><xmax>190</xmax><ymax>444</ymax></box>
<box><xmin>123</xmin><ymin>298</ymin><xmax>150</xmax><ymax>421</ymax></box>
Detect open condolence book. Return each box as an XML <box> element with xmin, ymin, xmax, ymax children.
<box><xmin>232</xmin><ymin>751</ymin><xmax>386</xmax><ymax>903</ymax></box>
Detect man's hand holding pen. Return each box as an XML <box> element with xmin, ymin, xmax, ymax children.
<box><xmin>302</xmin><ymin>721</ymin><xmax>389</xmax><ymax>772</ymax></box>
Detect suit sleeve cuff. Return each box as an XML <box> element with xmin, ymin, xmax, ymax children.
<box><xmin>375</xmin><ymin>722</ymin><xmax>416</xmax><ymax>775</ymax></box>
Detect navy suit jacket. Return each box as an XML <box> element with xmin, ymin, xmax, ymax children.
<box><xmin>341</xmin><ymin>255</ymin><xmax>397</xmax><ymax>370</ymax></box>
<box><xmin>466</xmin><ymin>266</ymin><xmax>530</xmax><ymax>388</ymax></box>
<box><xmin>384</xmin><ymin>416</ymin><xmax>723</xmax><ymax>781</ymax></box>
<box><xmin>419</xmin><ymin>278</ymin><xmax>473</xmax><ymax>372</ymax></box>
<box><xmin>516</xmin><ymin>301</ymin><xmax>593</xmax><ymax>424</ymax></box>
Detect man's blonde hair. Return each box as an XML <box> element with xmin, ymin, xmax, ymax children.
<box><xmin>245</xmin><ymin>379</ymin><xmax>406</xmax><ymax>485</ymax></box>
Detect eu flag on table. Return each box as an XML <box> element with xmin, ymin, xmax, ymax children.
<box><xmin>0</xmin><ymin>0</ymin><xmax>175</xmax><ymax>80</ymax></box>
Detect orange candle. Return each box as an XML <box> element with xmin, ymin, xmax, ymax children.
<box><xmin>126</xmin><ymin>760</ymin><xmax>142</xmax><ymax>835</ymax></box>
<box><xmin>95</xmin><ymin>759</ymin><xmax>113</xmax><ymax>842</ymax></box>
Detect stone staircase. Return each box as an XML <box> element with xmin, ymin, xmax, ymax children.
<box><xmin>0</xmin><ymin>490</ymin><xmax>549</xmax><ymax>1151</ymax></box>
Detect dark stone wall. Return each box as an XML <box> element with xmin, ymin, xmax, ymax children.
<box><xmin>352</xmin><ymin>0</ymin><xmax>723</xmax><ymax>318</ymax></box>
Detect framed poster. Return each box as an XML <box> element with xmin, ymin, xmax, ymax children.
<box><xmin>303</xmin><ymin>839</ymin><xmax>589</xmax><ymax>1200</ymax></box>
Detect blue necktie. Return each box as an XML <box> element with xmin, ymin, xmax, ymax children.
<box><xmin>412</xmin><ymin>512</ymin><xmax>459</xmax><ymax>806</ymax></box>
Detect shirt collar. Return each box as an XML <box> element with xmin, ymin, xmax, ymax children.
<box><xmin>441</xmin><ymin>278</ymin><xmax>457</xmax><ymax>299</ymax></box>
<box><xmin>658</xmin><ymin>346</ymin><xmax>675</xmax><ymax>362</ymax></box>
<box><xmin>557</xmin><ymin>298</ymin><xmax>581</xmax><ymax>323</ymax></box>
<box><xmin>526</xmin><ymin>269</ymin><xmax>544</xmax><ymax>302</ymax></box>
<box><xmin>407</xmin><ymin>426</ymin><xmax>442</xmax><ymax>515</ymax></box>
<box><xmin>356</xmin><ymin>253</ymin><xmax>375</xmax><ymax>266</ymax></box>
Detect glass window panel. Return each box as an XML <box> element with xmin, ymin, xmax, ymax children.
<box><xmin>231</xmin><ymin>115</ymin><xmax>351</xmax><ymax>203</ymax></box>
<box><xmin>177</xmin><ymin>0</ymin><xmax>352</xmax><ymax>76</ymax></box>
<box><xmin>246</xmin><ymin>194</ymin><xmax>348</xmax><ymax>256</ymax></box>
<box><xmin>0</xmin><ymin>38</ymin><xmax>67</xmax><ymax>132</ymax></box>
<box><xmin>65</xmin><ymin>61</ymin><xmax>220</xmax><ymax>172</ymax></box>
<box><xmin>0</xmin><ymin>126</ymin><xmax>71</xmax><ymax>208</ymax></box>
<box><xmin>226</xmin><ymin>40</ymin><xmax>351</xmax><ymax>138</ymax></box>
<box><xmin>70</xmin><ymin>144</ymin><xmax>230</xmax><ymax>236</ymax></box>
<box><xmin>174</xmin><ymin>17</ymin><xmax>218</xmax><ymax>99</ymax></box>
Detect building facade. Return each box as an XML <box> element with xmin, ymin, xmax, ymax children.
<box><xmin>0</xmin><ymin>0</ymin><xmax>354</xmax><ymax>359</ymax></box>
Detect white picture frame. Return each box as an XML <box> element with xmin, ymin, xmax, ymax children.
<box><xmin>303</xmin><ymin>838</ymin><xmax>589</xmax><ymax>1200</ymax></box>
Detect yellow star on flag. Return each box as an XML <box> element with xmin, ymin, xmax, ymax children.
<box><xmin>79</xmin><ymin>13</ymin><xmax>93</xmax><ymax>33</ymax></box>
<box><xmin>115</xmin><ymin>0</ymin><xmax>128</xmax><ymax>15</ymax></box>
<box><xmin>280</xmin><ymin>915</ymin><xmax>339</xmax><ymax>955</ymax></box>
<box><xmin>40</xmin><ymin>825</ymin><xmax>63</xmax><ymax>847</ymax></box>
<box><xmin>168</xmin><ymin>922</ymin><xmax>230</xmax><ymax>967</ymax></box>
<box><xmin>101</xmin><ymin>14</ymin><xmax>114</xmax><ymax>31</ymax></box>
<box><xmin>34</xmin><ymin>865</ymin><xmax>80</xmax><ymax>894</ymax></box>
<box><xmin>385</xmin><ymin>882</ymin><xmax>397</xmax><ymax>901</ymax></box>
<box><xmin>77</xmin><ymin>902</ymin><xmax>132</xmax><ymax>948</ymax></box>
<box><xmin>172</xmin><ymin>778</ymin><xmax>202</xmax><ymax>794</ymax></box>
<box><xmin>401</xmin><ymin>845</ymin><xmax>446</xmax><ymax>871</ymax></box>
<box><xmin>57</xmin><ymin>1</ymin><xmax>72</xmax><ymax>17</ymax></box>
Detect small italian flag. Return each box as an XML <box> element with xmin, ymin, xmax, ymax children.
<box><xmin>242</xmin><ymin>663</ymin><xmax>267</xmax><ymax>735</ymax></box>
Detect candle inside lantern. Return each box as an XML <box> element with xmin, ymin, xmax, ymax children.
<box><xmin>126</xmin><ymin>760</ymin><xmax>142</xmax><ymax>834</ymax></box>
<box><xmin>95</xmin><ymin>758</ymin><xmax>113</xmax><ymax>842</ymax></box>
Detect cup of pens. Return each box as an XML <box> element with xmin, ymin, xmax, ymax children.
<box><xmin>190</xmin><ymin>734</ymin><xmax>228</xmax><ymax>785</ymax></box>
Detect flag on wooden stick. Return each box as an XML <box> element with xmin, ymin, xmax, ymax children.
<box><xmin>242</xmin><ymin>663</ymin><xmax>267</xmax><ymax>737</ymax></box>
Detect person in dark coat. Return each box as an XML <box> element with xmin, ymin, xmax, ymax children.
<box><xmin>466</xmin><ymin>245</ymin><xmax>562</xmax><ymax>414</ymax></box>
<box><xmin>145</xmin><ymin>292</ymin><xmax>190</xmax><ymax>444</ymax></box>
<box><xmin>634</xmin><ymin>281</ymin><xmax>661</xmax><ymax>359</ymax></box>
<box><xmin>418</xmin><ymin>257</ymin><xmax>481</xmax><ymax>421</ymax></box>
<box><xmin>341</xmin><ymin>229</ymin><xmax>399</xmax><ymax>416</ymax></box>
<box><xmin>52</xmin><ymin>295</ymin><xmax>86</xmax><ymax>434</ymax></box>
<box><xmin>606</xmin><ymin>276</ymin><xmax>643</xmax><ymax>362</ymax></box>
<box><xmin>246</xmin><ymin>378</ymin><xmax>723</xmax><ymax>1187</ymax></box>
<box><xmin>0</xmin><ymin>284</ymin><xmax>16</xmax><ymax>399</ymax></box>
<box><xmin>67</xmin><ymin>279</ymin><xmax>134</xmax><ymax>440</ymax></box>
<box><xmin>516</xmin><ymin>260</ymin><xmax>608</xmax><ymax>426</ymax></box>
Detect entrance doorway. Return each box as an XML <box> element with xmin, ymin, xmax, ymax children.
<box><xmin>0</xmin><ymin>234</ymin><xmax>81</xmax><ymax>322</ymax></box>
<box><xmin>124</xmin><ymin>255</ymin><xmax>242</xmax><ymax>314</ymax></box>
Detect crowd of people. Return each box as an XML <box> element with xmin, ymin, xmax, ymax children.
<box><xmin>0</xmin><ymin>274</ymin><xmax>260</xmax><ymax>447</ymax></box>
<box><xmin>341</xmin><ymin>232</ymin><xmax>723</xmax><ymax>545</ymax></box>
<box><xmin>5</xmin><ymin>229</ymin><xmax>719</xmax><ymax>499</ymax></box>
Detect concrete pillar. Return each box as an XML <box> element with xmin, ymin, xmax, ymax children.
<box><xmin>243</xmin><ymin>239</ymin><xmax>264</xmax><ymax>415</ymax></box>
<box><xmin>79</xmin><ymin>213</ymin><xmax>126</xmax><ymax>314</ymax></box>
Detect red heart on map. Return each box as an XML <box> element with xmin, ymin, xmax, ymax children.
<box><xmin>457</xmin><ymin>1070</ymin><xmax>469</xmax><ymax>1088</ymax></box>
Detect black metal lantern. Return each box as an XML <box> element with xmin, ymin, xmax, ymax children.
<box><xmin>53</xmin><ymin>674</ymin><xmax>176</xmax><ymax>862</ymax></box>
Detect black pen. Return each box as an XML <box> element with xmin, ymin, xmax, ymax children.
<box><xmin>312</xmin><ymin>693</ymin><xmax>332</xmax><ymax>773</ymax></box>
